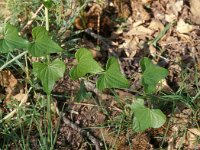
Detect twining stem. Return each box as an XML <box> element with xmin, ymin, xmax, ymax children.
<box><xmin>0</xmin><ymin>51</ymin><xmax>28</xmax><ymax>71</ymax></box>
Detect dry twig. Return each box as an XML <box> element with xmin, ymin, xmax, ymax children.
<box><xmin>21</xmin><ymin>4</ymin><xmax>44</xmax><ymax>33</ymax></box>
<box><xmin>62</xmin><ymin>116</ymin><xmax>102</xmax><ymax>150</ymax></box>
<box><xmin>55</xmin><ymin>103</ymin><xmax>103</xmax><ymax>150</ymax></box>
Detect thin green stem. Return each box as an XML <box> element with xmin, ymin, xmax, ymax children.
<box><xmin>0</xmin><ymin>51</ymin><xmax>28</xmax><ymax>71</ymax></box>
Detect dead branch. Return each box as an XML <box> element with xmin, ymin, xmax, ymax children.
<box><xmin>62</xmin><ymin>115</ymin><xmax>103</xmax><ymax>150</ymax></box>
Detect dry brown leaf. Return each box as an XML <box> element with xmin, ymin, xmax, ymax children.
<box><xmin>13</xmin><ymin>93</ymin><xmax>28</xmax><ymax>102</ymax></box>
<box><xmin>188</xmin><ymin>128</ymin><xmax>200</xmax><ymax>136</ymax></box>
<box><xmin>187</xmin><ymin>129</ymin><xmax>199</xmax><ymax>149</ymax></box>
<box><xmin>166</xmin><ymin>0</ymin><xmax>183</xmax><ymax>17</ymax></box>
<box><xmin>176</xmin><ymin>19</ymin><xmax>194</xmax><ymax>34</ymax></box>
<box><xmin>126</xmin><ymin>26</ymin><xmax>154</xmax><ymax>36</ymax></box>
<box><xmin>148</xmin><ymin>19</ymin><xmax>164</xmax><ymax>31</ymax></box>
<box><xmin>0</xmin><ymin>70</ymin><xmax>17</xmax><ymax>102</ymax></box>
<box><xmin>165</xmin><ymin>0</ymin><xmax>183</xmax><ymax>22</ymax></box>
<box><xmin>165</xmin><ymin>14</ymin><xmax>176</xmax><ymax>23</ymax></box>
<box><xmin>190</xmin><ymin>0</ymin><xmax>200</xmax><ymax>25</ymax></box>
<box><xmin>177</xmin><ymin>33</ymin><xmax>192</xmax><ymax>42</ymax></box>
<box><xmin>131</xmin><ymin>0</ymin><xmax>150</xmax><ymax>22</ymax></box>
<box><xmin>0</xmin><ymin>70</ymin><xmax>17</xmax><ymax>88</ymax></box>
<box><xmin>121</xmin><ymin>37</ymin><xmax>138</xmax><ymax>58</ymax></box>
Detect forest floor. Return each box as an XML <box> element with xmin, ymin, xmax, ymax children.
<box><xmin>1</xmin><ymin>0</ymin><xmax>200</xmax><ymax>149</ymax></box>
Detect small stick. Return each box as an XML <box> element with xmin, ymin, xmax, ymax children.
<box><xmin>55</xmin><ymin>103</ymin><xmax>103</xmax><ymax>150</ymax></box>
<box><xmin>62</xmin><ymin>115</ymin><xmax>102</xmax><ymax>150</ymax></box>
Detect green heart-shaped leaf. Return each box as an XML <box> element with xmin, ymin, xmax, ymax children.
<box><xmin>140</xmin><ymin>57</ymin><xmax>168</xmax><ymax>94</ymax></box>
<box><xmin>96</xmin><ymin>57</ymin><xmax>130</xmax><ymax>90</ymax></box>
<box><xmin>28</xmin><ymin>27</ymin><xmax>62</xmax><ymax>57</ymax></box>
<box><xmin>70</xmin><ymin>48</ymin><xmax>104</xmax><ymax>80</ymax></box>
<box><xmin>0</xmin><ymin>23</ymin><xmax>29</xmax><ymax>53</ymax></box>
<box><xmin>33</xmin><ymin>59</ymin><xmax>66</xmax><ymax>94</ymax></box>
<box><xmin>130</xmin><ymin>99</ymin><xmax>166</xmax><ymax>132</ymax></box>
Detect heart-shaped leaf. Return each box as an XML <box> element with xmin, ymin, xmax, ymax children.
<box><xmin>96</xmin><ymin>57</ymin><xmax>130</xmax><ymax>90</ymax></box>
<box><xmin>140</xmin><ymin>57</ymin><xmax>168</xmax><ymax>94</ymax></box>
<box><xmin>130</xmin><ymin>99</ymin><xmax>166</xmax><ymax>132</ymax></box>
<box><xmin>28</xmin><ymin>27</ymin><xmax>63</xmax><ymax>57</ymax></box>
<box><xmin>0</xmin><ymin>23</ymin><xmax>29</xmax><ymax>53</ymax></box>
<box><xmin>33</xmin><ymin>59</ymin><xmax>66</xmax><ymax>94</ymax></box>
<box><xmin>70</xmin><ymin>48</ymin><xmax>104</xmax><ymax>80</ymax></box>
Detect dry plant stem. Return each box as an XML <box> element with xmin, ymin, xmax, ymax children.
<box><xmin>21</xmin><ymin>4</ymin><xmax>44</xmax><ymax>33</ymax></box>
<box><xmin>62</xmin><ymin>115</ymin><xmax>102</xmax><ymax>150</ymax></box>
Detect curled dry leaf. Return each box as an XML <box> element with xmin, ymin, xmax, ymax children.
<box><xmin>176</xmin><ymin>19</ymin><xmax>194</xmax><ymax>34</ymax></box>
